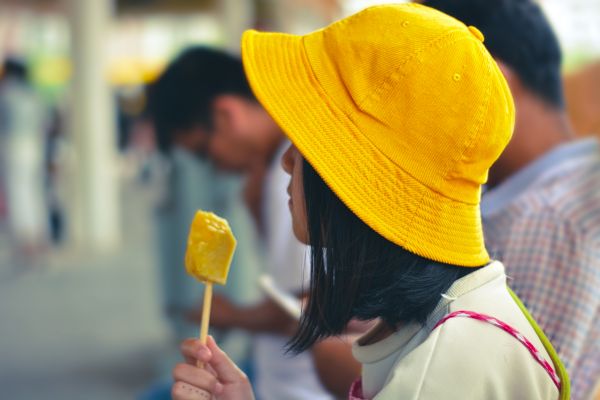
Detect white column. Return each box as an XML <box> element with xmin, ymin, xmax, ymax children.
<box><xmin>218</xmin><ymin>0</ymin><xmax>255</xmax><ymax>54</ymax></box>
<box><xmin>66</xmin><ymin>0</ymin><xmax>120</xmax><ymax>251</ymax></box>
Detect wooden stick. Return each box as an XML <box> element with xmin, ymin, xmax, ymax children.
<box><xmin>197</xmin><ymin>281</ymin><xmax>213</xmax><ymax>368</ymax></box>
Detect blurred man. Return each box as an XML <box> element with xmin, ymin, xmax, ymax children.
<box><xmin>149</xmin><ymin>47</ymin><xmax>332</xmax><ymax>400</ymax></box>
<box><xmin>145</xmin><ymin>49</ymin><xmax>264</xmax><ymax>400</ymax></box>
<box><xmin>422</xmin><ymin>1</ymin><xmax>600</xmax><ymax>398</ymax></box>
<box><xmin>148</xmin><ymin>49</ymin><xmax>228</xmax><ymax>347</ymax></box>
<box><xmin>0</xmin><ymin>58</ymin><xmax>50</xmax><ymax>264</ymax></box>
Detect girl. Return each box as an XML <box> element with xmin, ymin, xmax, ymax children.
<box><xmin>171</xmin><ymin>3</ymin><xmax>568</xmax><ymax>399</ymax></box>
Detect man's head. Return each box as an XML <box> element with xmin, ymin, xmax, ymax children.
<box><xmin>148</xmin><ymin>47</ymin><xmax>280</xmax><ymax>170</ymax></box>
<box><xmin>421</xmin><ymin>0</ymin><xmax>564</xmax><ymax>108</ymax></box>
<box><xmin>421</xmin><ymin>0</ymin><xmax>572</xmax><ymax>185</ymax></box>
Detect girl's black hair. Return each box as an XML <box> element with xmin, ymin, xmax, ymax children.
<box><xmin>288</xmin><ymin>160</ymin><xmax>482</xmax><ymax>353</ymax></box>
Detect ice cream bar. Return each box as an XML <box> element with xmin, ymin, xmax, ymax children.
<box><xmin>185</xmin><ymin>210</ymin><xmax>237</xmax><ymax>285</ymax></box>
<box><xmin>184</xmin><ymin>210</ymin><xmax>237</xmax><ymax>369</ymax></box>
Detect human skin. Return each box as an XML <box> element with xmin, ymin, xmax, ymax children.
<box><xmin>172</xmin><ymin>144</ymin><xmax>364</xmax><ymax>399</ymax></box>
<box><xmin>171</xmin><ymin>144</ymin><xmax>309</xmax><ymax>400</ymax></box>
<box><xmin>172</xmin><ymin>336</ymin><xmax>254</xmax><ymax>400</ymax></box>
<box><xmin>280</xmin><ymin>144</ymin><xmax>309</xmax><ymax>244</ymax></box>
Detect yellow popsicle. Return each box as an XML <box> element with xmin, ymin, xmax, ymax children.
<box><xmin>184</xmin><ymin>210</ymin><xmax>237</xmax><ymax>368</ymax></box>
<box><xmin>185</xmin><ymin>210</ymin><xmax>237</xmax><ymax>285</ymax></box>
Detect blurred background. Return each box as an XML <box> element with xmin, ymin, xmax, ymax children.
<box><xmin>0</xmin><ymin>1</ymin><xmax>598</xmax><ymax>399</ymax></box>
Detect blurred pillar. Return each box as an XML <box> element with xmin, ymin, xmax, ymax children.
<box><xmin>258</xmin><ymin>0</ymin><xmax>332</xmax><ymax>34</ymax></box>
<box><xmin>218</xmin><ymin>0</ymin><xmax>255</xmax><ymax>54</ymax></box>
<box><xmin>66</xmin><ymin>0</ymin><xmax>120</xmax><ymax>251</ymax></box>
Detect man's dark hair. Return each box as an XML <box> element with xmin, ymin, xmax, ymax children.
<box><xmin>287</xmin><ymin>160</ymin><xmax>480</xmax><ymax>353</ymax></box>
<box><xmin>147</xmin><ymin>47</ymin><xmax>254</xmax><ymax>154</ymax></box>
<box><xmin>422</xmin><ymin>0</ymin><xmax>564</xmax><ymax>108</ymax></box>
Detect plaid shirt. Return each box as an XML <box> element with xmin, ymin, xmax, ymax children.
<box><xmin>482</xmin><ymin>138</ymin><xmax>600</xmax><ymax>400</ymax></box>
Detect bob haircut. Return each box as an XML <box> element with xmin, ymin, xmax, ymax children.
<box><xmin>288</xmin><ymin>160</ymin><xmax>482</xmax><ymax>353</ymax></box>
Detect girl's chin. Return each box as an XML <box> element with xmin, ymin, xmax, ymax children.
<box><xmin>291</xmin><ymin>226</ymin><xmax>309</xmax><ymax>245</ymax></box>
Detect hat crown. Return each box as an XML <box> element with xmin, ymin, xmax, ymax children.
<box><xmin>304</xmin><ymin>3</ymin><xmax>514</xmax><ymax>203</ymax></box>
<box><xmin>242</xmin><ymin>3</ymin><xmax>516</xmax><ymax>265</ymax></box>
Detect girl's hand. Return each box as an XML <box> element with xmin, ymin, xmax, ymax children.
<box><xmin>172</xmin><ymin>336</ymin><xmax>255</xmax><ymax>400</ymax></box>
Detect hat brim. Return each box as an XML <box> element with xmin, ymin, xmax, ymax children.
<box><xmin>242</xmin><ymin>29</ymin><xmax>488</xmax><ymax>267</ymax></box>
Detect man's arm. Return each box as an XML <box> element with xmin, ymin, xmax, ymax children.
<box><xmin>311</xmin><ymin>336</ymin><xmax>361</xmax><ymax>398</ymax></box>
<box><xmin>186</xmin><ymin>293</ymin><xmax>298</xmax><ymax>335</ymax></box>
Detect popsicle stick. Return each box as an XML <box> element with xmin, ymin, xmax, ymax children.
<box><xmin>197</xmin><ymin>281</ymin><xmax>213</xmax><ymax>368</ymax></box>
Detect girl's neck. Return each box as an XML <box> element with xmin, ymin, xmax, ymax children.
<box><xmin>358</xmin><ymin>321</ymin><xmax>397</xmax><ymax>346</ymax></box>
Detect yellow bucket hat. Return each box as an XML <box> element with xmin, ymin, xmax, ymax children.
<box><xmin>242</xmin><ymin>3</ymin><xmax>514</xmax><ymax>267</ymax></box>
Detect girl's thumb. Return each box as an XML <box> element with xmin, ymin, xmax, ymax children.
<box><xmin>206</xmin><ymin>336</ymin><xmax>248</xmax><ymax>384</ymax></box>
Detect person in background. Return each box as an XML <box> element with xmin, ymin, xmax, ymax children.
<box><xmin>144</xmin><ymin>48</ymin><xmax>263</xmax><ymax>399</ymax></box>
<box><xmin>170</xmin><ymin>4</ymin><xmax>569</xmax><ymax>398</ymax></box>
<box><xmin>0</xmin><ymin>58</ymin><xmax>50</xmax><ymax>265</ymax></box>
<box><xmin>148</xmin><ymin>47</ymin><xmax>331</xmax><ymax>400</ymax></box>
<box><xmin>45</xmin><ymin>107</ymin><xmax>65</xmax><ymax>245</ymax></box>
<box><xmin>421</xmin><ymin>1</ymin><xmax>600</xmax><ymax>398</ymax></box>
<box><xmin>565</xmin><ymin>61</ymin><xmax>600</xmax><ymax>138</ymax></box>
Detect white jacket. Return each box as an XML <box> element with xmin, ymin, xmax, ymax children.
<box><xmin>352</xmin><ymin>262</ymin><xmax>560</xmax><ymax>399</ymax></box>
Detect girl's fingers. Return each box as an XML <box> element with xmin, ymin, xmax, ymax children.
<box><xmin>181</xmin><ymin>338</ymin><xmax>212</xmax><ymax>365</ymax></box>
<box><xmin>206</xmin><ymin>336</ymin><xmax>249</xmax><ymax>384</ymax></box>
<box><xmin>177</xmin><ymin>336</ymin><xmax>252</xmax><ymax>398</ymax></box>
<box><xmin>205</xmin><ymin>362</ymin><xmax>218</xmax><ymax>377</ymax></box>
<box><xmin>172</xmin><ymin>363</ymin><xmax>223</xmax><ymax>394</ymax></box>
<box><xmin>171</xmin><ymin>381</ymin><xmax>213</xmax><ymax>400</ymax></box>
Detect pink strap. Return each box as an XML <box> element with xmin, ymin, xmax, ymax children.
<box><xmin>348</xmin><ymin>310</ymin><xmax>561</xmax><ymax>400</ymax></box>
<box><xmin>348</xmin><ymin>378</ymin><xmax>364</xmax><ymax>400</ymax></box>
<box><xmin>433</xmin><ymin>310</ymin><xmax>561</xmax><ymax>390</ymax></box>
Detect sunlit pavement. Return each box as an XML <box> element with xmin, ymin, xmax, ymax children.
<box><xmin>0</xmin><ymin>184</ymin><xmax>172</xmax><ymax>400</ymax></box>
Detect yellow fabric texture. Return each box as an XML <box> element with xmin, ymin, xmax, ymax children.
<box><xmin>242</xmin><ymin>3</ymin><xmax>515</xmax><ymax>266</ymax></box>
